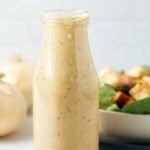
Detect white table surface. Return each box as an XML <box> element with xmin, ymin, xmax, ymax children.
<box><xmin>0</xmin><ymin>117</ymin><xmax>33</xmax><ymax>150</ymax></box>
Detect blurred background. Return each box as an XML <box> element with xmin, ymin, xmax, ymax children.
<box><xmin>0</xmin><ymin>1</ymin><xmax>150</xmax><ymax>150</ymax></box>
<box><xmin>1</xmin><ymin>0</ymin><xmax>150</xmax><ymax>71</ymax></box>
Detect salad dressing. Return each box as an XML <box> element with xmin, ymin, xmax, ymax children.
<box><xmin>33</xmin><ymin>10</ymin><xmax>99</xmax><ymax>150</ymax></box>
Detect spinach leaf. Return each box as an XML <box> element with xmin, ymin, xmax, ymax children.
<box><xmin>99</xmin><ymin>82</ymin><xmax>116</xmax><ymax>109</ymax></box>
<box><xmin>143</xmin><ymin>65</ymin><xmax>150</xmax><ymax>73</ymax></box>
<box><xmin>123</xmin><ymin>98</ymin><xmax>150</xmax><ymax>114</ymax></box>
<box><xmin>106</xmin><ymin>104</ymin><xmax>121</xmax><ymax>112</ymax></box>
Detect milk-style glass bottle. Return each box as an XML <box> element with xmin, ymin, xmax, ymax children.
<box><xmin>33</xmin><ymin>10</ymin><xmax>99</xmax><ymax>150</ymax></box>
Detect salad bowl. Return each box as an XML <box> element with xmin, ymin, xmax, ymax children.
<box><xmin>100</xmin><ymin>110</ymin><xmax>150</xmax><ymax>142</ymax></box>
<box><xmin>98</xmin><ymin>66</ymin><xmax>150</xmax><ymax>142</ymax></box>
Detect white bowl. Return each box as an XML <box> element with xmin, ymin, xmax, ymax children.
<box><xmin>100</xmin><ymin>110</ymin><xmax>150</xmax><ymax>142</ymax></box>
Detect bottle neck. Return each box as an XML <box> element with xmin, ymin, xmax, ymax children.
<box><xmin>42</xmin><ymin>23</ymin><xmax>89</xmax><ymax>54</ymax></box>
<box><xmin>41</xmin><ymin>10</ymin><xmax>89</xmax><ymax>55</ymax></box>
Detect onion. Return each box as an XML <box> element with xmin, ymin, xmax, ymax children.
<box><xmin>0</xmin><ymin>55</ymin><xmax>35</xmax><ymax>112</ymax></box>
<box><xmin>0</xmin><ymin>74</ymin><xmax>27</xmax><ymax>136</ymax></box>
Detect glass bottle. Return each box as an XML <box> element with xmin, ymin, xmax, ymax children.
<box><xmin>33</xmin><ymin>10</ymin><xmax>99</xmax><ymax>150</ymax></box>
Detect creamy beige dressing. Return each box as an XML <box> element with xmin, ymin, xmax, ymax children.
<box><xmin>34</xmin><ymin>10</ymin><xmax>99</xmax><ymax>150</ymax></box>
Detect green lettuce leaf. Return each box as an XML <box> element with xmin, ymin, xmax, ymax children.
<box><xmin>106</xmin><ymin>104</ymin><xmax>121</xmax><ymax>112</ymax></box>
<box><xmin>123</xmin><ymin>98</ymin><xmax>150</xmax><ymax>114</ymax></box>
<box><xmin>143</xmin><ymin>65</ymin><xmax>150</xmax><ymax>72</ymax></box>
<box><xmin>99</xmin><ymin>82</ymin><xmax>116</xmax><ymax>109</ymax></box>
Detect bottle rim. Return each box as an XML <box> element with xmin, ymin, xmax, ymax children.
<box><xmin>44</xmin><ymin>9</ymin><xmax>89</xmax><ymax>25</ymax></box>
<box><xmin>44</xmin><ymin>9</ymin><xmax>88</xmax><ymax>19</ymax></box>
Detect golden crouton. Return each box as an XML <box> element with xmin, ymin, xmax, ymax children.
<box><xmin>117</xmin><ymin>75</ymin><xmax>135</xmax><ymax>91</ymax></box>
<box><xmin>113</xmin><ymin>92</ymin><xmax>135</xmax><ymax>108</ymax></box>
<box><xmin>142</xmin><ymin>76</ymin><xmax>150</xmax><ymax>84</ymax></box>
<box><xmin>129</xmin><ymin>80</ymin><xmax>150</xmax><ymax>100</ymax></box>
<box><xmin>125</xmin><ymin>66</ymin><xmax>148</xmax><ymax>79</ymax></box>
<box><xmin>99</xmin><ymin>67</ymin><xmax>120</xmax><ymax>87</ymax></box>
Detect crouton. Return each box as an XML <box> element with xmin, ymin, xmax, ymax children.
<box><xmin>125</xmin><ymin>66</ymin><xmax>148</xmax><ymax>79</ymax></box>
<box><xmin>113</xmin><ymin>92</ymin><xmax>135</xmax><ymax>108</ymax></box>
<box><xmin>142</xmin><ymin>76</ymin><xmax>150</xmax><ymax>84</ymax></box>
<box><xmin>116</xmin><ymin>75</ymin><xmax>135</xmax><ymax>91</ymax></box>
<box><xmin>99</xmin><ymin>67</ymin><xmax>120</xmax><ymax>87</ymax></box>
<box><xmin>129</xmin><ymin>80</ymin><xmax>150</xmax><ymax>100</ymax></box>
<box><xmin>120</xmin><ymin>75</ymin><xmax>135</xmax><ymax>86</ymax></box>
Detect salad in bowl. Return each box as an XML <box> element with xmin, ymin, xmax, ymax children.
<box><xmin>99</xmin><ymin>66</ymin><xmax>150</xmax><ymax>114</ymax></box>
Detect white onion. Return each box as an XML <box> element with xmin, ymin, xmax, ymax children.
<box><xmin>0</xmin><ymin>55</ymin><xmax>35</xmax><ymax>112</ymax></box>
<box><xmin>0</xmin><ymin>74</ymin><xmax>27</xmax><ymax>136</ymax></box>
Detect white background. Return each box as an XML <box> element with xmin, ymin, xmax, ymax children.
<box><xmin>0</xmin><ymin>0</ymin><xmax>150</xmax><ymax>149</ymax></box>
<box><xmin>1</xmin><ymin>0</ymin><xmax>150</xmax><ymax>71</ymax></box>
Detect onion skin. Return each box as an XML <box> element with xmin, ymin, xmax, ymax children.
<box><xmin>0</xmin><ymin>56</ymin><xmax>35</xmax><ymax>112</ymax></box>
<box><xmin>0</xmin><ymin>81</ymin><xmax>27</xmax><ymax>136</ymax></box>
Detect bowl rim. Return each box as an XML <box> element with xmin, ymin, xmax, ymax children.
<box><xmin>99</xmin><ymin>109</ymin><xmax>150</xmax><ymax>117</ymax></box>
